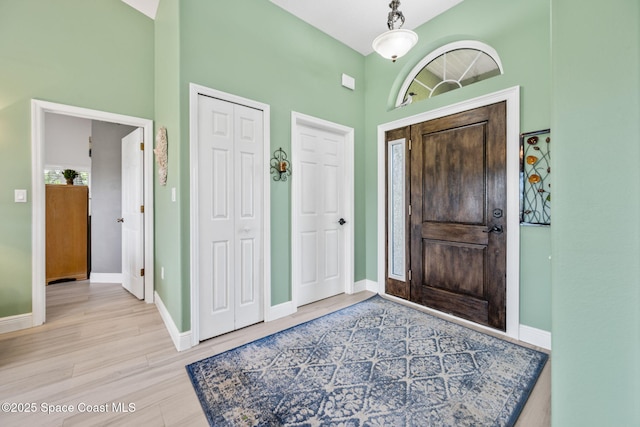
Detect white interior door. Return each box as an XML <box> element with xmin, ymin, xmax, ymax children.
<box><xmin>121</xmin><ymin>128</ymin><xmax>144</xmax><ymax>299</ymax></box>
<box><xmin>198</xmin><ymin>95</ymin><xmax>264</xmax><ymax>340</ymax></box>
<box><xmin>295</xmin><ymin>124</ymin><xmax>346</xmax><ymax>306</ymax></box>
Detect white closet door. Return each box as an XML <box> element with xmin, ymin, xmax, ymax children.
<box><xmin>198</xmin><ymin>95</ymin><xmax>263</xmax><ymax>340</ymax></box>
<box><xmin>296</xmin><ymin>124</ymin><xmax>346</xmax><ymax>306</ymax></box>
<box><xmin>232</xmin><ymin>103</ymin><xmax>264</xmax><ymax>330</ymax></box>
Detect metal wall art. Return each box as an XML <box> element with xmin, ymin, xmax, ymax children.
<box><xmin>520</xmin><ymin>129</ymin><xmax>551</xmax><ymax>225</ymax></box>
<box><xmin>270</xmin><ymin>147</ymin><xmax>292</xmax><ymax>182</ymax></box>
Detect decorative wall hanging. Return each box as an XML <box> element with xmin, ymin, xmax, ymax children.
<box><xmin>270</xmin><ymin>147</ymin><xmax>291</xmax><ymax>182</ymax></box>
<box><xmin>154</xmin><ymin>126</ymin><xmax>168</xmax><ymax>186</ymax></box>
<box><xmin>520</xmin><ymin>129</ymin><xmax>551</xmax><ymax>225</ymax></box>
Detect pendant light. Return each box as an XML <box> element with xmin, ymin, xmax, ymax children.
<box><xmin>372</xmin><ymin>1</ymin><xmax>418</xmax><ymax>62</ymax></box>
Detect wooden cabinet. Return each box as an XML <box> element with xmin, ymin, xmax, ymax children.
<box><xmin>46</xmin><ymin>185</ymin><xmax>89</xmax><ymax>284</ymax></box>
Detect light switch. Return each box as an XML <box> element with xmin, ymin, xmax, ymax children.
<box><xmin>14</xmin><ymin>189</ymin><xmax>27</xmax><ymax>203</ymax></box>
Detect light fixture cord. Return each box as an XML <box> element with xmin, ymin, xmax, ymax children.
<box><xmin>387</xmin><ymin>0</ymin><xmax>405</xmax><ymax>30</ymax></box>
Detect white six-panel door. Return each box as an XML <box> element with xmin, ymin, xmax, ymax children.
<box><xmin>295</xmin><ymin>124</ymin><xmax>346</xmax><ymax>305</ymax></box>
<box><xmin>198</xmin><ymin>95</ymin><xmax>264</xmax><ymax>340</ymax></box>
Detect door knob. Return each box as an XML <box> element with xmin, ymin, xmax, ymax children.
<box><xmin>338</xmin><ymin>218</ymin><xmax>346</xmax><ymax>225</ymax></box>
<box><xmin>116</xmin><ymin>218</ymin><xmax>124</xmax><ymax>223</ymax></box>
<box><xmin>483</xmin><ymin>224</ymin><xmax>503</xmax><ymax>233</ymax></box>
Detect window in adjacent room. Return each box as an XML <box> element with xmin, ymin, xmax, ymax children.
<box><xmin>44</xmin><ymin>169</ymin><xmax>90</xmax><ymax>186</ymax></box>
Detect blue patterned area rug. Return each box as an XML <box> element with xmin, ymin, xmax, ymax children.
<box><xmin>186</xmin><ymin>296</ymin><xmax>548</xmax><ymax>426</ymax></box>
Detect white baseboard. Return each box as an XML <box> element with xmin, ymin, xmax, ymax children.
<box><xmin>354</xmin><ymin>279</ymin><xmax>379</xmax><ymax>293</ymax></box>
<box><xmin>265</xmin><ymin>300</ymin><xmax>296</xmax><ymax>322</ymax></box>
<box><xmin>0</xmin><ymin>313</ymin><xmax>33</xmax><ymax>334</ymax></box>
<box><xmin>519</xmin><ymin>324</ymin><xmax>552</xmax><ymax>350</ymax></box>
<box><xmin>90</xmin><ymin>273</ymin><xmax>123</xmax><ymax>283</ymax></box>
<box><xmin>154</xmin><ymin>291</ymin><xmax>192</xmax><ymax>352</ymax></box>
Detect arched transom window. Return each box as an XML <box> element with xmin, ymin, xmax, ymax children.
<box><xmin>396</xmin><ymin>41</ymin><xmax>503</xmax><ymax>107</ymax></box>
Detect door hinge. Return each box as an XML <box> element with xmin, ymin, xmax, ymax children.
<box><xmin>409</xmin><ymin>139</ymin><xmax>412</xmax><ymax>151</ymax></box>
<box><xmin>408</xmin><ymin>204</ymin><xmax>412</xmax><ymax>216</ymax></box>
<box><xmin>408</xmin><ymin>270</ymin><xmax>412</xmax><ymax>281</ymax></box>
<box><xmin>140</xmin><ymin>142</ymin><xmax>144</xmax><ymax>151</ymax></box>
<box><xmin>140</xmin><ymin>268</ymin><xmax>145</xmax><ymax>277</ymax></box>
<box><xmin>140</xmin><ymin>205</ymin><xmax>144</xmax><ymax>213</ymax></box>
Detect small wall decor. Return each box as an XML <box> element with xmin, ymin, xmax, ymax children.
<box><xmin>270</xmin><ymin>147</ymin><xmax>292</xmax><ymax>182</ymax></box>
<box><xmin>154</xmin><ymin>126</ymin><xmax>168</xmax><ymax>186</ymax></box>
<box><xmin>520</xmin><ymin>129</ymin><xmax>551</xmax><ymax>225</ymax></box>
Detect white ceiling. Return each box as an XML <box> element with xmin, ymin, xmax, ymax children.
<box><xmin>269</xmin><ymin>0</ymin><xmax>464</xmax><ymax>55</ymax></box>
<box><xmin>120</xmin><ymin>0</ymin><xmax>463</xmax><ymax>56</ymax></box>
<box><xmin>121</xmin><ymin>0</ymin><xmax>159</xmax><ymax>20</ymax></box>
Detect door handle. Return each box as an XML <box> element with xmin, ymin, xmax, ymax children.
<box><xmin>116</xmin><ymin>218</ymin><xmax>124</xmax><ymax>223</ymax></box>
<box><xmin>338</xmin><ymin>218</ymin><xmax>346</xmax><ymax>226</ymax></box>
<box><xmin>483</xmin><ymin>224</ymin><xmax>503</xmax><ymax>234</ymax></box>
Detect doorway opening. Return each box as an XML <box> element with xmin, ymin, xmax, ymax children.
<box><xmin>377</xmin><ymin>87</ymin><xmax>521</xmax><ymax>339</ymax></box>
<box><xmin>31</xmin><ymin>100</ymin><xmax>155</xmax><ymax>326</ymax></box>
<box><xmin>396</xmin><ymin>102</ymin><xmax>507</xmax><ymax>330</ymax></box>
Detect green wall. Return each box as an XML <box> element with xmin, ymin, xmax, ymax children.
<box><xmin>154</xmin><ymin>0</ymin><xmax>185</xmax><ymax>329</ymax></box>
<box><xmin>0</xmin><ymin>0</ymin><xmax>552</xmax><ymax>336</ymax></box>
<box><xmin>0</xmin><ymin>0</ymin><xmax>154</xmax><ymax>318</ymax></box>
<box><xmin>0</xmin><ymin>0</ymin><xmax>552</xmax><ymax>334</ymax></box>
<box><xmin>151</xmin><ymin>0</ymin><xmax>367</xmax><ymax>330</ymax></box>
<box><xmin>179</xmin><ymin>0</ymin><xmax>367</xmax><ymax>307</ymax></box>
<box><xmin>363</xmin><ymin>0</ymin><xmax>552</xmax><ymax>331</ymax></box>
<box><xmin>551</xmin><ymin>0</ymin><xmax>640</xmax><ymax>424</ymax></box>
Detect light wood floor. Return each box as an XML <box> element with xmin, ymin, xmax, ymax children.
<box><xmin>0</xmin><ymin>281</ymin><xmax>550</xmax><ymax>426</ymax></box>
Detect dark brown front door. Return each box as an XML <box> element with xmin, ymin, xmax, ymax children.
<box><xmin>409</xmin><ymin>102</ymin><xmax>507</xmax><ymax>330</ymax></box>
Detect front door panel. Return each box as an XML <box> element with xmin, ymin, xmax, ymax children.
<box><xmin>410</xmin><ymin>102</ymin><xmax>507</xmax><ymax>330</ymax></box>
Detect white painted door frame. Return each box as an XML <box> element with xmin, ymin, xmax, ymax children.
<box><xmin>376</xmin><ymin>86</ymin><xmax>521</xmax><ymax>340</ymax></box>
<box><xmin>31</xmin><ymin>100</ymin><xmax>155</xmax><ymax>327</ymax></box>
<box><xmin>291</xmin><ymin>111</ymin><xmax>355</xmax><ymax>308</ymax></box>
<box><xmin>189</xmin><ymin>83</ymin><xmax>271</xmax><ymax>347</ymax></box>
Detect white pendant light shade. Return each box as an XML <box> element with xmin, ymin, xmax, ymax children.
<box><xmin>372</xmin><ymin>29</ymin><xmax>418</xmax><ymax>62</ymax></box>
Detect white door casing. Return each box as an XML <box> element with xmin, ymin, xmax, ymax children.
<box><xmin>376</xmin><ymin>86</ymin><xmax>521</xmax><ymax>340</ymax></box>
<box><xmin>121</xmin><ymin>128</ymin><xmax>145</xmax><ymax>299</ymax></box>
<box><xmin>31</xmin><ymin>100</ymin><xmax>154</xmax><ymax>328</ymax></box>
<box><xmin>196</xmin><ymin>94</ymin><xmax>264</xmax><ymax>340</ymax></box>
<box><xmin>292</xmin><ymin>112</ymin><xmax>355</xmax><ymax>307</ymax></box>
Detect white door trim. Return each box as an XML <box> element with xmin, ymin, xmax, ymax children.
<box><xmin>31</xmin><ymin>99</ymin><xmax>155</xmax><ymax>327</ymax></box>
<box><xmin>376</xmin><ymin>86</ymin><xmax>521</xmax><ymax>339</ymax></box>
<box><xmin>291</xmin><ymin>111</ymin><xmax>355</xmax><ymax>308</ymax></box>
<box><xmin>189</xmin><ymin>83</ymin><xmax>271</xmax><ymax>346</ymax></box>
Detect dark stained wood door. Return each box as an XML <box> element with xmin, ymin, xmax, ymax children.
<box><xmin>409</xmin><ymin>102</ymin><xmax>507</xmax><ymax>330</ymax></box>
